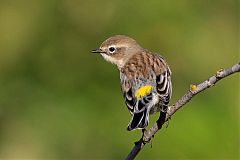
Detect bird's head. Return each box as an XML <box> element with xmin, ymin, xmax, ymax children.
<box><xmin>92</xmin><ymin>35</ymin><xmax>142</xmax><ymax>69</ymax></box>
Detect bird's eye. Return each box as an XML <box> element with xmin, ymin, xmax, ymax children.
<box><xmin>108</xmin><ymin>47</ymin><xmax>116</xmax><ymax>53</ymax></box>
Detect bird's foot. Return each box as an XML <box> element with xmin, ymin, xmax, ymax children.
<box><xmin>166</xmin><ymin>116</ymin><xmax>171</xmax><ymax>128</ymax></box>
<box><xmin>150</xmin><ymin>135</ymin><xmax>154</xmax><ymax>148</ymax></box>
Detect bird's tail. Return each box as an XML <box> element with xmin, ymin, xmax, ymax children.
<box><xmin>157</xmin><ymin>111</ymin><xmax>167</xmax><ymax>129</ymax></box>
<box><xmin>127</xmin><ymin>109</ymin><xmax>149</xmax><ymax>131</ymax></box>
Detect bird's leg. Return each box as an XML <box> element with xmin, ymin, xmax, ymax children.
<box><xmin>141</xmin><ymin>128</ymin><xmax>146</xmax><ymax>138</ymax></box>
<box><xmin>150</xmin><ymin>133</ymin><xmax>154</xmax><ymax>148</ymax></box>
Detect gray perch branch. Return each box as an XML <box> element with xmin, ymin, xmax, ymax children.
<box><xmin>125</xmin><ymin>62</ymin><xmax>240</xmax><ymax>160</ymax></box>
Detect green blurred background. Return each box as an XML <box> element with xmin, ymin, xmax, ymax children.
<box><xmin>0</xmin><ymin>0</ymin><xmax>239</xmax><ymax>159</ymax></box>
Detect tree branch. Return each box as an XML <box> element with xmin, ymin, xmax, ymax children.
<box><xmin>125</xmin><ymin>62</ymin><xmax>240</xmax><ymax>160</ymax></box>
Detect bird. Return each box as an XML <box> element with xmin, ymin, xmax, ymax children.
<box><xmin>92</xmin><ymin>35</ymin><xmax>172</xmax><ymax>131</ymax></box>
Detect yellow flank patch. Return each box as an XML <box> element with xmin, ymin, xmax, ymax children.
<box><xmin>135</xmin><ymin>85</ymin><xmax>153</xmax><ymax>99</ymax></box>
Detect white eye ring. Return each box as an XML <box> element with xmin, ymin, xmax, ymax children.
<box><xmin>108</xmin><ymin>46</ymin><xmax>116</xmax><ymax>53</ymax></box>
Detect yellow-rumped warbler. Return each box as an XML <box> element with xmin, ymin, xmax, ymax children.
<box><xmin>92</xmin><ymin>35</ymin><xmax>172</xmax><ymax>131</ymax></box>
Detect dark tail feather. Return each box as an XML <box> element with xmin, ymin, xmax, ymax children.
<box><xmin>127</xmin><ymin>109</ymin><xmax>149</xmax><ymax>131</ymax></box>
<box><xmin>157</xmin><ymin>111</ymin><xmax>167</xmax><ymax>129</ymax></box>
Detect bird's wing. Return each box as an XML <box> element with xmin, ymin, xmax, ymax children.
<box><xmin>154</xmin><ymin>53</ymin><xmax>172</xmax><ymax>112</ymax></box>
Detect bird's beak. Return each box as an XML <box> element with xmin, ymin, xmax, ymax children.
<box><xmin>91</xmin><ymin>48</ymin><xmax>106</xmax><ymax>53</ymax></box>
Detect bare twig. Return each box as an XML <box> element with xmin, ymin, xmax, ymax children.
<box><xmin>125</xmin><ymin>62</ymin><xmax>240</xmax><ymax>160</ymax></box>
